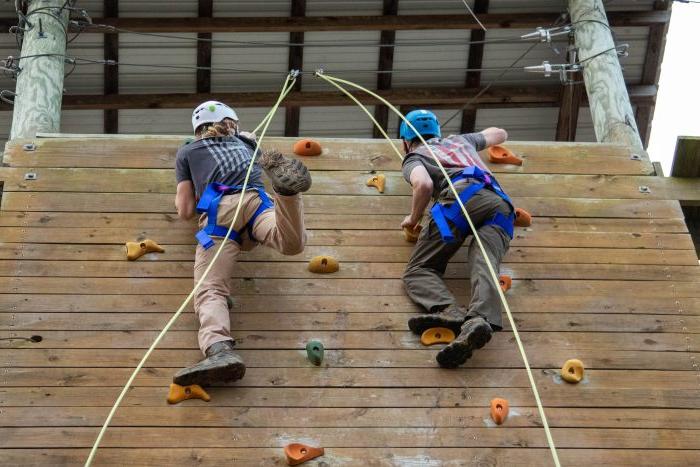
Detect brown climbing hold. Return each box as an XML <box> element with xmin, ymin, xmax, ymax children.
<box><xmin>293</xmin><ymin>138</ymin><xmax>322</xmax><ymax>157</ymax></box>
<box><xmin>490</xmin><ymin>398</ymin><xmax>509</xmax><ymax>425</ymax></box>
<box><xmin>284</xmin><ymin>443</ymin><xmax>324</xmax><ymax>466</ymax></box>
<box><xmin>487</xmin><ymin>145</ymin><xmax>522</xmax><ymax>166</ymax></box>
<box><xmin>499</xmin><ymin>275</ymin><xmax>512</xmax><ymax>293</ymax></box>
<box><xmin>561</xmin><ymin>359</ymin><xmax>585</xmax><ymax>383</ymax></box>
<box><xmin>514</xmin><ymin>208</ymin><xmax>532</xmax><ymax>227</ymax></box>
<box><xmin>420</xmin><ymin>327</ymin><xmax>456</xmax><ymax>346</ymax></box>
<box><xmin>125</xmin><ymin>239</ymin><xmax>165</xmax><ymax>261</ymax></box>
<box><xmin>308</xmin><ymin>255</ymin><xmax>339</xmax><ymax>274</ymax></box>
<box><xmin>366</xmin><ymin>174</ymin><xmax>386</xmax><ymax>193</ymax></box>
<box><xmin>166</xmin><ymin>383</ymin><xmax>210</xmax><ymax>404</ymax></box>
<box><xmin>403</xmin><ymin>225</ymin><xmax>422</xmax><ymax>243</ymax></box>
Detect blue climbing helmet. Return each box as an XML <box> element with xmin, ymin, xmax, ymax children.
<box><xmin>399</xmin><ymin>109</ymin><xmax>441</xmax><ymax>142</ymax></box>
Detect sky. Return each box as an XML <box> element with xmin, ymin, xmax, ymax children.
<box><xmin>646</xmin><ymin>2</ymin><xmax>700</xmax><ymax>175</ymax></box>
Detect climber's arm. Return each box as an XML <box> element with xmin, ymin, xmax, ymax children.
<box><xmin>480</xmin><ymin>127</ymin><xmax>508</xmax><ymax>147</ymax></box>
<box><xmin>175</xmin><ymin>180</ymin><xmax>196</xmax><ymax>220</ymax></box>
<box><xmin>402</xmin><ymin>164</ymin><xmax>433</xmax><ymax>231</ymax></box>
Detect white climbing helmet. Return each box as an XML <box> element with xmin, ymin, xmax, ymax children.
<box><xmin>191</xmin><ymin>100</ymin><xmax>239</xmax><ymax>131</ymax></box>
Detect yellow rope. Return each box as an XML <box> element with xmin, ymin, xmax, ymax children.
<box><xmin>315</xmin><ymin>72</ymin><xmax>561</xmax><ymax>467</ymax></box>
<box><xmin>84</xmin><ymin>74</ymin><xmax>296</xmax><ymax>467</ymax></box>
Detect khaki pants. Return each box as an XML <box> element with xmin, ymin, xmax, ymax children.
<box><xmin>403</xmin><ymin>180</ymin><xmax>511</xmax><ymax>330</ymax></box>
<box><xmin>193</xmin><ymin>191</ymin><xmax>306</xmax><ymax>354</ymax></box>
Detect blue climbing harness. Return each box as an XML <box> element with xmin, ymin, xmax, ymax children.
<box><xmin>430</xmin><ymin>166</ymin><xmax>515</xmax><ymax>243</ymax></box>
<box><xmin>195</xmin><ymin>182</ymin><xmax>274</xmax><ymax>249</ymax></box>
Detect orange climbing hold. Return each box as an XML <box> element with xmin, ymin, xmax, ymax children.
<box><xmin>403</xmin><ymin>225</ymin><xmax>422</xmax><ymax>243</ymax></box>
<box><xmin>514</xmin><ymin>208</ymin><xmax>532</xmax><ymax>227</ymax></box>
<box><xmin>293</xmin><ymin>138</ymin><xmax>322</xmax><ymax>157</ymax></box>
<box><xmin>125</xmin><ymin>239</ymin><xmax>165</xmax><ymax>261</ymax></box>
<box><xmin>308</xmin><ymin>255</ymin><xmax>339</xmax><ymax>274</ymax></box>
<box><xmin>284</xmin><ymin>443</ymin><xmax>325</xmax><ymax>466</ymax></box>
<box><xmin>420</xmin><ymin>327</ymin><xmax>456</xmax><ymax>346</ymax></box>
<box><xmin>561</xmin><ymin>359</ymin><xmax>585</xmax><ymax>383</ymax></box>
<box><xmin>487</xmin><ymin>145</ymin><xmax>522</xmax><ymax>165</ymax></box>
<box><xmin>366</xmin><ymin>174</ymin><xmax>386</xmax><ymax>193</ymax></box>
<box><xmin>166</xmin><ymin>383</ymin><xmax>210</xmax><ymax>404</ymax></box>
<box><xmin>490</xmin><ymin>398</ymin><xmax>509</xmax><ymax>425</ymax></box>
<box><xmin>499</xmin><ymin>275</ymin><xmax>512</xmax><ymax>293</ymax></box>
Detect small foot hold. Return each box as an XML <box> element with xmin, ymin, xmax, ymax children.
<box><xmin>126</xmin><ymin>239</ymin><xmax>165</xmax><ymax>261</ymax></box>
<box><xmin>403</xmin><ymin>225</ymin><xmax>422</xmax><ymax>243</ymax></box>
<box><xmin>366</xmin><ymin>174</ymin><xmax>386</xmax><ymax>193</ymax></box>
<box><xmin>488</xmin><ymin>145</ymin><xmax>522</xmax><ymax>165</ymax></box>
<box><xmin>308</xmin><ymin>255</ymin><xmax>339</xmax><ymax>274</ymax></box>
<box><xmin>166</xmin><ymin>383</ymin><xmax>210</xmax><ymax>404</ymax></box>
<box><xmin>420</xmin><ymin>327</ymin><xmax>455</xmax><ymax>346</ymax></box>
<box><xmin>499</xmin><ymin>275</ymin><xmax>512</xmax><ymax>293</ymax></box>
<box><xmin>306</xmin><ymin>340</ymin><xmax>324</xmax><ymax>366</ymax></box>
<box><xmin>561</xmin><ymin>359</ymin><xmax>584</xmax><ymax>383</ymax></box>
<box><xmin>293</xmin><ymin>138</ymin><xmax>322</xmax><ymax>157</ymax></box>
<box><xmin>490</xmin><ymin>398</ymin><xmax>509</xmax><ymax>425</ymax></box>
<box><xmin>514</xmin><ymin>208</ymin><xmax>532</xmax><ymax>227</ymax></box>
<box><xmin>284</xmin><ymin>443</ymin><xmax>325</xmax><ymax>466</ymax></box>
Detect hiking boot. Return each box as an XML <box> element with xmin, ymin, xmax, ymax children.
<box><xmin>407</xmin><ymin>304</ymin><xmax>469</xmax><ymax>336</ymax></box>
<box><xmin>258</xmin><ymin>149</ymin><xmax>312</xmax><ymax>196</ymax></box>
<box><xmin>173</xmin><ymin>340</ymin><xmax>246</xmax><ymax>386</ymax></box>
<box><xmin>436</xmin><ymin>317</ymin><xmax>493</xmax><ymax>369</ymax></box>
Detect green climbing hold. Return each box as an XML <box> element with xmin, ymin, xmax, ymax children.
<box><xmin>306</xmin><ymin>340</ymin><xmax>324</xmax><ymax>366</ymax></box>
<box><xmin>208</xmin><ymin>104</ymin><xmax>216</xmax><ymax>112</ymax></box>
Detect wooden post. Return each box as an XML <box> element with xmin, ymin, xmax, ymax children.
<box><xmin>568</xmin><ymin>0</ymin><xmax>643</xmax><ymax>149</ymax></box>
<box><xmin>10</xmin><ymin>0</ymin><xmax>69</xmax><ymax>139</ymax></box>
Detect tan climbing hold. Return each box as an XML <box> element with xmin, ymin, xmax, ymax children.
<box><xmin>284</xmin><ymin>443</ymin><xmax>325</xmax><ymax>466</ymax></box>
<box><xmin>366</xmin><ymin>174</ymin><xmax>386</xmax><ymax>193</ymax></box>
<box><xmin>487</xmin><ymin>145</ymin><xmax>522</xmax><ymax>166</ymax></box>
<box><xmin>490</xmin><ymin>398</ymin><xmax>509</xmax><ymax>425</ymax></box>
<box><xmin>125</xmin><ymin>239</ymin><xmax>165</xmax><ymax>261</ymax></box>
<box><xmin>308</xmin><ymin>255</ymin><xmax>339</xmax><ymax>274</ymax></box>
<box><xmin>499</xmin><ymin>275</ymin><xmax>512</xmax><ymax>293</ymax></box>
<box><xmin>514</xmin><ymin>208</ymin><xmax>532</xmax><ymax>227</ymax></box>
<box><xmin>166</xmin><ymin>383</ymin><xmax>210</xmax><ymax>404</ymax></box>
<box><xmin>403</xmin><ymin>225</ymin><xmax>422</xmax><ymax>243</ymax></box>
<box><xmin>293</xmin><ymin>138</ymin><xmax>322</xmax><ymax>157</ymax></box>
<box><xmin>420</xmin><ymin>327</ymin><xmax>455</xmax><ymax>346</ymax></box>
<box><xmin>561</xmin><ymin>359</ymin><xmax>585</xmax><ymax>383</ymax></box>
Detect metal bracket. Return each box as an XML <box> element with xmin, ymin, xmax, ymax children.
<box><xmin>638</xmin><ymin>186</ymin><xmax>651</xmax><ymax>194</ymax></box>
<box><xmin>630</xmin><ymin>154</ymin><xmax>642</xmax><ymax>161</ymax></box>
<box><xmin>24</xmin><ymin>172</ymin><xmax>37</xmax><ymax>180</ymax></box>
<box><xmin>22</xmin><ymin>143</ymin><xmax>35</xmax><ymax>151</ymax></box>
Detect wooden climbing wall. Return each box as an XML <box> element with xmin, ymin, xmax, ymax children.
<box><xmin>1</xmin><ymin>135</ymin><xmax>699</xmax><ymax>466</ymax></box>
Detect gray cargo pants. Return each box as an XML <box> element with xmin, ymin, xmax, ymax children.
<box><xmin>402</xmin><ymin>179</ymin><xmax>512</xmax><ymax>330</ymax></box>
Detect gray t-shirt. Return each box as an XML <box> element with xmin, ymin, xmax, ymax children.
<box><xmin>401</xmin><ymin>132</ymin><xmax>487</xmax><ymax>199</ymax></box>
<box><xmin>175</xmin><ymin>135</ymin><xmax>264</xmax><ymax>198</ymax></box>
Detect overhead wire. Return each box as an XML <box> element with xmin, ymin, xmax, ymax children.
<box><xmin>460</xmin><ymin>0</ymin><xmax>488</xmax><ymax>31</ymax></box>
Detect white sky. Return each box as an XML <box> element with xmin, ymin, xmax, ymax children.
<box><xmin>646</xmin><ymin>3</ymin><xmax>700</xmax><ymax>175</ymax></box>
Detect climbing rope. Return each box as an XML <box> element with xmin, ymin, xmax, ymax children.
<box><xmin>84</xmin><ymin>73</ymin><xmax>297</xmax><ymax>467</ymax></box>
<box><xmin>314</xmin><ymin>71</ymin><xmax>561</xmax><ymax>467</ymax></box>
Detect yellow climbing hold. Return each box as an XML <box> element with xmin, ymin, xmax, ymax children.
<box><xmin>308</xmin><ymin>255</ymin><xmax>339</xmax><ymax>274</ymax></box>
<box><xmin>403</xmin><ymin>225</ymin><xmax>422</xmax><ymax>243</ymax></box>
<box><xmin>166</xmin><ymin>383</ymin><xmax>210</xmax><ymax>404</ymax></box>
<box><xmin>366</xmin><ymin>173</ymin><xmax>386</xmax><ymax>193</ymax></box>
<box><xmin>561</xmin><ymin>359</ymin><xmax>585</xmax><ymax>383</ymax></box>
<box><xmin>125</xmin><ymin>239</ymin><xmax>165</xmax><ymax>261</ymax></box>
<box><xmin>420</xmin><ymin>327</ymin><xmax>456</xmax><ymax>346</ymax></box>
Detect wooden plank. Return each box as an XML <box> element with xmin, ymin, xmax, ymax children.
<box><xmin>2</xmin><ymin>448</ymin><xmax>699</xmax><ymax>467</ymax></box>
<box><xmin>671</xmin><ymin>136</ymin><xmax>700</xmax><ymax>178</ymax></box>
<box><xmin>4</xmin><ymin>331</ymin><xmax>695</xmax><ymax>352</ymax></box>
<box><xmin>0</xmin><ymin>211</ymin><xmax>687</xmax><ymax>233</ymax></box>
<box><xmin>3</xmin><ymin>347</ymin><xmax>694</xmax><ymax>370</ymax></box>
<box><xmin>1</xmin><ymin>260</ymin><xmax>697</xmax><ymax>282</ymax></box>
<box><xmin>0</xmin><ymin>193</ymin><xmax>684</xmax><ymax>218</ymax></box>
<box><xmin>1</xmin><ymin>293</ymin><xmax>697</xmax><ymax>315</ymax></box>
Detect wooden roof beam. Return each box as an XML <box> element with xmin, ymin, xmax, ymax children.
<box><xmin>284</xmin><ymin>0</ymin><xmax>305</xmax><ymax>137</ymax></box>
<box><xmin>196</xmin><ymin>0</ymin><xmax>213</xmax><ymax>94</ymax></box>
<box><xmin>555</xmin><ymin>34</ymin><xmax>583</xmax><ymax>142</ymax></box>
<box><xmin>373</xmin><ymin>0</ymin><xmax>399</xmax><ymax>139</ymax></box>
<box><xmin>102</xmin><ymin>0</ymin><xmax>118</xmax><ymax>134</ymax></box>
<box><xmin>62</xmin><ymin>11</ymin><xmax>670</xmax><ymax>33</ymax></box>
<box><xmin>460</xmin><ymin>0</ymin><xmax>488</xmax><ymax>134</ymax></box>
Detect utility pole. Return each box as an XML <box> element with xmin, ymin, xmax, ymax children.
<box><xmin>10</xmin><ymin>0</ymin><xmax>70</xmax><ymax>139</ymax></box>
<box><xmin>568</xmin><ymin>0</ymin><xmax>643</xmax><ymax>150</ymax></box>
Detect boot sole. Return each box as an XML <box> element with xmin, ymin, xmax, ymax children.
<box><xmin>173</xmin><ymin>361</ymin><xmax>246</xmax><ymax>387</ymax></box>
<box><xmin>260</xmin><ymin>153</ymin><xmax>311</xmax><ymax>195</ymax></box>
<box><xmin>408</xmin><ymin>314</ymin><xmax>465</xmax><ymax>336</ymax></box>
<box><xmin>436</xmin><ymin>322</ymin><xmax>492</xmax><ymax>369</ymax></box>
